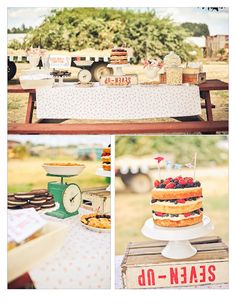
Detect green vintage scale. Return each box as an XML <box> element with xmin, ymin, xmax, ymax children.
<box><xmin>42</xmin><ymin>164</ymin><xmax>85</xmax><ymax>219</ymax></box>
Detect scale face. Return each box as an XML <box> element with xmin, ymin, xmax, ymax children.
<box><xmin>63</xmin><ymin>183</ymin><xmax>82</xmax><ymax>213</ymax></box>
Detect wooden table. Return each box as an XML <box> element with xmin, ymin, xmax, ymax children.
<box><xmin>8</xmin><ymin>79</ymin><xmax>228</xmax><ymax>134</ymax></box>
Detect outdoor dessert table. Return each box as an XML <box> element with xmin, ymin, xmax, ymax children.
<box><xmin>8</xmin><ymin>79</ymin><xmax>228</xmax><ymax>134</ymax></box>
<box><xmin>27</xmin><ymin>208</ymin><xmax>110</xmax><ymax>289</ymax></box>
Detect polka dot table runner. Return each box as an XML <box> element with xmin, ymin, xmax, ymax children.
<box><xmin>36</xmin><ymin>84</ymin><xmax>201</xmax><ymax>120</ymax></box>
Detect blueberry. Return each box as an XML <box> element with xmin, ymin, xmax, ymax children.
<box><xmin>160</xmin><ymin>179</ymin><xmax>164</xmax><ymax>183</ymax></box>
<box><xmin>160</xmin><ymin>184</ymin><xmax>166</xmax><ymax>188</ymax></box>
<box><xmin>200</xmin><ymin>207</ymin><xmax>203</xmax><ymax>211</ymax></box>
<box><xmin>195</xmin><ymin>181</ymin><xmax>201</xmax><ymax>187</ymax></box>
<box><xmin>151</xmin><ymin>199</ymin><xmax>157</xmax><ymax>203</ymax></box>
<box><xmin>176</xmin><ymin>184</ymin><xmax>182</xmax><ymax>188</ymax></box>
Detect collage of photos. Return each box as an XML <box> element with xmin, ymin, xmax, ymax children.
<box><xmin>6</xmin><ymin>6</ymin><xmax>229</xmax><ymax>291</ymax></box>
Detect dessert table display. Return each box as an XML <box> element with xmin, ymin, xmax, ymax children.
<box><xmin>8</xmin><ymin>49</ymin><xmax>228</xmax><ymax>134</ymax></box>
<box><xmin>8</xmin><ymin>162</ymin><xmax>111</xmax><ymax>288</ymax></box>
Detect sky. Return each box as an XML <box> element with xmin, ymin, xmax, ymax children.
<box><xmin>8</xmin><ymin>135</ymin><xmax>111</xmax><ymax>147</ymax></box>
<box><xmin>7</xmin><ymin>7</ymin><xmax>228</xmax><ymax>35</ymax></box>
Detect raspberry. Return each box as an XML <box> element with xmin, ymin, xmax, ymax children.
<box><xmin>184</xmin><ymin>212</ymin><xmax>191</xmax><ymax>217</ymax></box>
<box><xmin>154</xmin><ymin>180</ymin><xmax>160</xmax><ymax>188</ymax></box>
<box><xmin>185</xmin><ymin>177</ymin><xmax>194</xmax><ymax>184</ymax></box>
<box><xmin>179</xmin><ymin>178</ymin><xmax>187</xmax><ymax>185</ymax></box>
<box><xmin>165</xmin><ymin>182</ymin><xmax>176</xmax><ymax>189</ymax></box>
<box><xmin>177</xmin><ymin>199</ymin><xmax>185</xmax><ymax>204</ymax></box>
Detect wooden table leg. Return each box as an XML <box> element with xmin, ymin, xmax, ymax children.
<box><xmin>203</xmin><ymin>91</ymin><xmax>213</xmax><ymax>122</ymax></box>
<box><xmin>25</xmin><ymin>93</ymin><xmax>35</xmax><ymax>124</ymax></box>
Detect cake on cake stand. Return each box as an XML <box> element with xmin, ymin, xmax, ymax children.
<box><xmin>96</xmin><ymin>168</ymin><xmax>111</xmax><ymax>191</ymax></box>
<box><xmin>142</xmin><ymin>215</ymin><xmax>214</xmax><ymax>259</ymax></box>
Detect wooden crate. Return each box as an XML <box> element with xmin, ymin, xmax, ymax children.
<box><xmin>121</xmin><ymin>236</ymin><xmax>228</xmax><ymax>289</ymax></box>
<box><xmin>82</xmin><ymin>188</ymin><xmax>110</xmax><ymax>213</ymax></box>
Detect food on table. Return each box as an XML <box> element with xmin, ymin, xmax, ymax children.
<box><xmin>110</xmin><ymin>47</ymin><xmax>128</xmax><ymax>65</ymax></box>
<box><xmin>81</xmin><ymin>213</ymin><xmax>111</xmax><ymax>229</ymax></box>
<box><xmin>150</xmin><ymin>176</ymin><xmax>203</xmax><ymax>227</ymax></box>
<box><xmin>44</xmin><ymin>162</ymin><xmax>84</xmax><ymax>166</ymax></box>
<box><xmin>50</xmin><ymin>70</ymin><xmax>71</xmax><ymax>78</ymax></box>
<box><xmin>163</xmin><ymin>51</ymin><xmax>183</xmax><ymax>85</ymax></box>
<box><xmin>101</xmin><ymin>145</ymin><xmax>111</xmax><ymax>171</ymax></box>
<box><xmin>7</xmin><ymin>189</ymin><xmax>56</xmax><ymax>211</ymax></box>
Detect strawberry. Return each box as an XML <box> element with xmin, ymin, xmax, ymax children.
<box><xmin>179</xmin><ymin>178</ymin><xmax>187</xmax><ymax>185</ymax></box>
<box><xmin>165</xmin><ymin>182</ymin><xmax>176</xmax><ymax>189</ymax></box>
<box><xmin>185</xmin><ymin>177</ymin><xmax>194</xmax><ymax>184</ymax></box>
<box><xmin>154</xmin><ymin>180</ymin><xmax>160</xmax><ymax>188</ymax></box>
<box><xmin>164</xmin><ymin>177</ymin><xmax>172</xmax><ymax>185</ymax></box>
<box><xmin>155</xmin><ymin>212</ymin><xmax>164</xmax><ymax>217</ymax></box>
<box><xmin>184</xmin><ymin>212</ymin><xmax>191</xmax><ymax>217</ymax></box>
<box><xmin>174</xmin><ymin>176</ymin><xmax>182</xmax><ymax>181</ymax></box>
<box><xmin>177</xmin><ymin>199</ymin><xmax>186</xmax><ymax>204</ymax></box>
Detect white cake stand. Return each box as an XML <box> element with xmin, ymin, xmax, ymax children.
<box><xmin>141</xmin><ymin>215</ymin><xmax>214</xmax><ymax>259</ymax></box>
<box><xmin>107</xmin><ymin>64</ymin><xmax>130</xmax><ymax>76</ymax></box>
<box><xmin>96</xmin><ymin>168</ymin><xmax>111</xmax><ymax>191</ymax></box>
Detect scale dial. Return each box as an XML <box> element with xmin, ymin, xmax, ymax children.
<box><xmin>63</xmin><ymin>183</ymin><xmax>82</xmax><ymax>213</ymax></box>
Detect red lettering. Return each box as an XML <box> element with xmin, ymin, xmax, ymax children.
<box><xmin>180</xmin><ymin>266</ymin><xmax>187</xmax><ymax>284</ymax></box>
<box><xmin>189</xmin><ymin>266</ymin><xmax>198</xmax><ymax>284</ymax></box>
<box><xmin>208</xmin><ymin>265</ymin><xmax>216</xmax><ymax>282</ymax></box>
<box><xmin>138</xmin><ymin>269</ymin><xmax>146</xmax><ymax>286</ymax></box>
<box><xmin>147</xmin><ymin>269</ymin><xmax>155</xmax><ymax>286</ymax></box>
<box><xmin>170</xmin><ymin>267</ymin><xmax>179</xmax><ymax>284</ymax></box>
<box><xmin>199</xmin><ymin>265</ymin><xmax>206</xmax><ymax>283</ymax></box>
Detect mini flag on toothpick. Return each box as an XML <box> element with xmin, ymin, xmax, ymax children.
<box><xmin>165</xmin><ymin>160</ymin><xmax>172</xmax><ymax>170</ymax></box>
<box><xmin>185</xmin><ymin>163</ymin><xmax>194</xmax><ymax>169</ymax></box>
<box><xmin>154</xmin><ymin>156</ymin><xmax>164</xmax><ymax>180</ymax></box>
<box><xmin>174</xmin><ymin>163</ymin><xmax>182</xmax><ymax>169</ymax></box>
<box><xmin>193</xmin><ymin>152</ymin><xmax>197</xmax><ymax>180</ymax></box>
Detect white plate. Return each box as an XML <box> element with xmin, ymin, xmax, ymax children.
<box><xmin>42</xmin><ymin>164</ymin><xmax>85</xmax><ymax>176</ymax></box>
<box><xmin>81</xmin><ymin>221</ymin><xmax>110</xmax><ymax>233</ymax></box>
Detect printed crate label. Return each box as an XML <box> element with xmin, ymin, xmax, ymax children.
<box><xmin>123</xmin><ymin>260</ymin><xmax>228</xmax><ymax>288</ymax></box>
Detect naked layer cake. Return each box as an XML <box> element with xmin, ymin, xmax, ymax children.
<box><xmin>110</xmin><ymin>48</ymin><xmax>128</xmax><ymax>65</ymax></box>
<box><xmin>102</xmin><ymin>145</ymin><xmax>111</xmax><ymax>171</ymax></box>
<box><xmin>151</xmin><ymin>176</ymin><xmax>203</xmax><ymax>227</ymax></box>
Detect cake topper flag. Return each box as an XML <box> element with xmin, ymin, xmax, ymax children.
<box><xmin>154</xmin><ymin>156</ymin><xmax>164</xmax><ymax>180</ymax></box>
<box><xmin>185</xmin><ymin>163</ymin><xmax>194</xmax><ymax>169</ymax></box>
<box><xmin>174</xmin><ymin>163</ymin><xmax>182</xmax><ymax>169</ymax></box>
<box><xmin>165</xmin><ymin>160</ymin><xmax>172</xmax><ymax>170</ymax></box>
<box><xmin>193</xmin><ymin>152</ymin><xmax>197</xmax><ymax>179</ymax></box>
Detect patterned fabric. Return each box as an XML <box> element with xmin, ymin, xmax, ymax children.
<box><xmin>36</xmin><ymin>84</ymin><xmax>201</xmax><ymax>120</ymax></box>
<box><xmin>29</xmin><ymin>209</ymin><xmax>110</xmax><ymax>289</ymax></box>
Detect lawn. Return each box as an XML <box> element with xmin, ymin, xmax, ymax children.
<box><xmin>8</xmin><ymin>158</ymin><xmax>107</xmax><ymax>193</ymax></box>
<box><xmin>115</xmin><ymin>166</ymin><xmax>228</xmax><ymax>255</ymax></box>
<box><xmin>8</xmin><ymin>61</ymin><xmax>228</xmax><ymax>123</ymax></box>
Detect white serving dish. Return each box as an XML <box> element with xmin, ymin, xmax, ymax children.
<box><xmin>81</xmin><ymin>221</ymin><xmax>110</xmax><ymax>233</ymax></box>
<box><xmin>42</xmin><ymin>164</ymin><xmax>86</xmax><ymax>176</ymax></box>
<box><xmin>20</xmin><ymin>78</ymin><xmax>54</xmax><ymax>89</ymax></box>
<box><xmin>8</xmin><ymin>222</ymin><xmax>68</xmax><ymax>282</ymax></box>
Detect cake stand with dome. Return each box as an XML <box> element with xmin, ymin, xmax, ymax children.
<box><xmin>142</xmin><ymin>215</ymin><xmax>214</xmax><ymax>259</ymax></box>
<box><xmin>96</xmin><ymin>168</ymin><xmax>111</xmax><ymax>191</ymax></box>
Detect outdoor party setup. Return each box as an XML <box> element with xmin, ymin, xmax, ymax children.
<box><xmin>8</xmin><ymin>47</ymin><xmax>228</xmax><ymax>134</ymax></box>
<box><xmin>7</xmin><ymin>148</ymin><xmax>111</xmax><ymax>289</ymax></box>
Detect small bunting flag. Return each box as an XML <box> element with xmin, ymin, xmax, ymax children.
<box><xmin>154</xmin><ymin>155</ymin><xmax>164</xmax><ymax>180</ymax></box>
<box><xmin>185</xmin><ymin>163</ymin><xmax>194</xmax><ymax>169</ymax></box>
<box><xmin>174</xmin><ymin>163</ymin><xmax>182</xmax><ymax>169</ymax></box>
<box><xmin>165</xmin><ymin>160</ymin><xmax>172</xmax><ymax>170</ymax></box>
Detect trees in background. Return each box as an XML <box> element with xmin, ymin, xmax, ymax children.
<box><xmin>181</xmin><ymin>22</ymin><xmax>210</xmax><ymax>37</ymax></box>
<box><xmin>19</xmin><ymin>8</ymin><xmax>196</xmax><ymax>62</ymax></box>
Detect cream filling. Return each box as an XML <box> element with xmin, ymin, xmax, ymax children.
<box><xmin>152</xmin><ymin>187</ymin><xmax>201</xmax><ymax>193</ymax></box>
<box><xmin>150</xmin><ymin>197</ymin><xmax>202</xmax><ymax>207</ymax></box>
<box><xmin>152</xmin><ymin>212</ymin><xmax>201</xmax><ymax>221</ymax></box>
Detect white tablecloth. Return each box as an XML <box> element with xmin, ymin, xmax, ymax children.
<box><xmin>36</xmin><ymin>84</ymin><xmax>201</xmax><ymax>120</ymax></box>
<box><xmin>29</xmin><ymin>209</ymin><xmax>110</xmax><ymax>289</ymax></box>
<box><xmin>115</xmin><ymin>256</ymin><xmax>228</xmax><ymax>289</ymax></box>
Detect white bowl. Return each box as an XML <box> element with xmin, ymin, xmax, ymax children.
<box><xmin>42</xmin><ymin>164</ymin><xmax>86</xmax><ymax>176</ymax></box>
